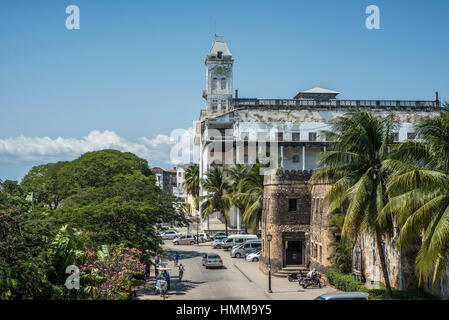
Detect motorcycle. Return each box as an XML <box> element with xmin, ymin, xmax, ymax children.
<box><xmin>301</xmin><ymin>273</ymin><xmax>322</xmax><ymax>289</ymax></box>
<box><xmin>288</xmin><ymin>270</ymin><xmax>305</xmax><ymax>282</ymax></box>
<box><xmin>155</xmin><ymin>279</ymin><xmax>168</xmax><ymax>298</ymax></box>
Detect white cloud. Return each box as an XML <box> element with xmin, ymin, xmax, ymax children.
<box><xmin>0</xmin><ymin>129</ymin><xmax>199</xmax><ymax>168</ymax></box>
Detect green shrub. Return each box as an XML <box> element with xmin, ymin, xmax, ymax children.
<box><xmin>326</xmin><ymin>270</ymin><xmax>364</xmax><ymax>292</ymax></box>
<box><xmin>326</xmin><ymin>270</ymin><xmax>440</xmax><ymax>300</ymax></box>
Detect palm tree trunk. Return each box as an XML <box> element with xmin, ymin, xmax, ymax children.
<box><xmin>375</xmin><ymin>229</ymin><xmax>393</xmax><ymax>297</ymax></box>
<box><xmin>225</xmin><ymin>219</ymin><xmax>228</xmax><ymax>236</ymax></box>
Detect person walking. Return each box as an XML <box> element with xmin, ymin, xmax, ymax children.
<box><xmin>178</xmin><ymin>264</ymin><xmax>185</xmax><ymax>281</ymax></box>
<box><xmin>173</xmin><ymin>252</ymin><xmax>180</xmax><ymax>267</ymax></box>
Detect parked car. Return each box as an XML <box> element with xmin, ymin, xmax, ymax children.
<box><xmin>211</xmin><ymin>237</ymin><xmax>227</xmax><ymax>249</ymax></box>
<box><xmin>160</xmin><ymin>230</ymin><xmax>181</xmax><ymax>240</ymax></box>
<box><xmin>243</xmin><ymin>248</ymin><xmax>258</xmax><ymax>258</ymax></box>
<box><xmin>314</xmin><ymin>292</ymin><xmax>369</xmax><ymax>300</ymax></box>
<box><xmin>202</xmin><ymin>253</ymin><xmax>223</xmax><ymax>269</ymax></box>
<box><xmin>211</xmin><ymin>232</ymin><xmax>227</xmax><ymax>240</ymax></box>
<box><xmin>173</xmin><ymin>235</ymin><xmax>196</xmax><ymax>245</ymax></box>
<box><xmin>223</xmin><ymin>234</ymin><xmax>258</xmax><ymax>250</ymax></box>
<box><xmin>246</xmin><ymin>250</ymin><xmax>261</xmax><ymax>262</ymax></box>
<box><xmin>197</xmin><ymin>233</ymin><xmax>210</xmax><ymax>242</ymax></box>
<box><xmin>230</xmin><ymin>239</ymin><xmax>262</xmax><ymax>258</ymax></box>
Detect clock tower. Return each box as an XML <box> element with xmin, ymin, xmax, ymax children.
<box><xmin>204</xmin><ymin>35</ymin><xmax>234</xmax><ymax>115</ymax></box>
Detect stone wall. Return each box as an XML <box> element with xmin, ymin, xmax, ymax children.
<box><xmin>260</xmin><ymin>170</ymin><xmax>312</xmax><ymax>274</ymax></box>
<box><xmin>309</xmin><ymin>184</ymin><xmax>335</xmax><ymax>274</ymax></box>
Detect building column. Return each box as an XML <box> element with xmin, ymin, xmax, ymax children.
<box><xmin>236</xmin><ymin>207</ymin><xmax>241</xmax><ymax>231</ymax></box>
<box><xmin>323</xmin><ymin>145</ymin><xmax>326</xmax><ymax>152</ymax></box>
<box><xmin>302</xmin><ymin>145</ymin><xmax>306</xmax><ymax>171</ymax></box>
<box><xmin>280</xmin><ymin>146</ymin><xmax>284</xmax><ymax>168</ymax></box>
<box><xmin>236</xmin><ymin>144</ymin><xmax>240</xmax><ymax>163</ymax></box>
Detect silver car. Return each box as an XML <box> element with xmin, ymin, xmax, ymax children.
<box><xmin>202</xmin><ymin>253</ymin><xmax>223</xmax><ymax>269</ymax></box>
<box><xmin>211</xmin><ymin>237</ymin><xmax>227</xmax><ymax>249</ymax></box>
<box><xmin>314</xmin><ymin>292</ymin><xmax>369</xmax><ymax>300</ymax></box>
<box><xmin>160</xmin><ymin>230</ymin><xmax>181</xmax><ymax>240</ymax></box>
<box><xmin>173</xmin><ymin>235</ymin><xmax>196</xmax><ymax>245</ymax></box>
<box><xmin>230</xmin><ymin>240</ymin><xmax>262</xmax><ymax>258</ymax></box>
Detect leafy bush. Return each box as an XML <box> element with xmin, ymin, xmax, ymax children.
<box><xmin>326</xmin><ymin>270</ymin><xmax>440</xmax><ymax>300</ymax></box>
<box><xmin>326</xmin><ymin>270</ymin><xmax>364</xmax><ymax>292</ymax></box>
<box><xmin>328</xmin><ymin>241</ymin><xmax>352</xmax><ymax>273</ymax></box>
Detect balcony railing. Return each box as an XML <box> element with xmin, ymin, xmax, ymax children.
<box><xmin>232</xmin><ymin>98</ymin><xmax>439</xmax><ymax>110</ymax></box>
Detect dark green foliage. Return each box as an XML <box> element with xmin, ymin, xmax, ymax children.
<box><xmin>1</xmin><ymin>149</ymin><xmax>186</xmax><ymax>299</ymax></box>
<box><xmin>328</xmin><ymin>241</ymin><xmax>352</xmax><ymax>274</ymax></box>
<box><xmin>326</xmin><ymin>270</ymin><xmax>439</xmax><ymax>300</ymax></box>
<box><xmin>326</xmin><ymin>270</ymin><xmax>364</xmax><ymax>292</ymax></box>
<box><xmin>21</xmin><ymin>149</ymin><xmax>186</xmax><ymax>254</ymax></box>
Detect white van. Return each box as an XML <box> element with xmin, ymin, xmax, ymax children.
<box><xmin>223</xmin><ymin>234</ymin><xmax>258</xmax><ymax>250</ymax></box>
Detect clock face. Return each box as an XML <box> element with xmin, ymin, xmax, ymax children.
<box><xmin>216</xmin><ymin>66</ymin><xmax>223</xmax><ymax>74</ymax></box>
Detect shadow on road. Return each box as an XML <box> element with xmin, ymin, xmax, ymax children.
<box><xmin>162</xmin><ymin>247</ymin><xmax>207</xmax><ymax>262</ymax></box>
<box><xmin>169</xmin><ymin>279</ymin><xmax>205</xmax><ymax>297</ymax></box>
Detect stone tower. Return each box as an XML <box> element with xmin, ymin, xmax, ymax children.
<box><xmin>203</xmin><ymin>35</ymin><xmax>234</xmax><ymax>115</ymax></box>
<box><xmin>260</xmin><ymin>170</ymin><xmax>313</xmax><ymax>274</ymax></box>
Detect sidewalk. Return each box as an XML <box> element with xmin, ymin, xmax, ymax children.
<box><xmin>229</xmin><ymin>251</ymin><xmax>338</xmax><ymax>300</ymax></box>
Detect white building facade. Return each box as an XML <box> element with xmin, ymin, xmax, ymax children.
<box><xmin>195</xmin><ymin>36</ymin><xmax>440</xmax><ymax>233</ymax></box>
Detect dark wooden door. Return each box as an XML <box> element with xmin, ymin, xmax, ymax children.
<box><xmin>285</xmin><ymin>241</ymin><xmax>302</xmax><ymax>265</ymax></box>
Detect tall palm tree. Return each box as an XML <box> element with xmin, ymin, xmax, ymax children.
<box><xmin>226</xmin><ymin>164</ymin><xmax>250</xmax><ymax>233</ymax></box>
<box><xmin>310</xmin><ymin>109</ymin><xmax>397</xmax><ymax>296</ymax></box>
<box><xmin>239</xmin><ymin>162</ymin><xmax>264</xmax><ymax>233</ymax></box>
<box><xmin>381</xmin><ymin>105</ymin><xmax>449</xmax><ymax>287</ymax></box>
<box><xmin>199</xmin><ymin>165</ymin><xmax>232</xmax><ymax>236</ymax></box>
<box><xmin>182</xmin><ymin>164</ymin><xmax>200</xmax><ymax>212</ymax></box>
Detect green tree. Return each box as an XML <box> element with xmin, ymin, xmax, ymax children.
<box><xmin>199</xmin><ymin>165</ymin><xmax>232</xmax><ymax>236</ymax></box>
<box><xmin>310</xmin><ymin>109</ymin><xmax>397</xmax><ymax>296</ymax></box>
<box><xmin>226</xmin><ymin>164</ymin><xmax>250</xmax><ymax>233</ymax></box>
<box><xmin>0</xmin><ymin>183</ymin><xmax>57</xmax><ymax>299</ymax></box>
<box><xmin>381</xmin><ymin>104</ymin><xmax>449</xmax><ymax>287</ymax></box>
<box><xmin>21</xmin><ymin>149</ymin><xmax>185</xmax><ymax>256</ymax></box>
<box><xmin>182</xmin><ymin>163</ymin><xmax>200</xmax><ymax>211</ymax></box>
<box><xmin>238</xmin><ymin>162</ymin><xmax>264</xmax><ymax>233</ymax></box>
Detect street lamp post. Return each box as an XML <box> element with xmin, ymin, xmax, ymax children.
<box><xmin>267</xmin><ymin>233</ymin><xmax>272</xmax><ymax>293</ymax></box>
<box><xmin>196</xmin><ymin>212</ymin><xmax>200</xmax><ymax>246</ymax></box>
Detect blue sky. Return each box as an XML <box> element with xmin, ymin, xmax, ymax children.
<box><xmin>1</xmin><ymin>0</ymin><xmax>448</xmax><ymax>181</ymax></box>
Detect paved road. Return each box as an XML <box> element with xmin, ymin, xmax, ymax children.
<box><xmin>136</xmin><ymin>241</ymin><xmax>337</xmax><ymax>300</ymax></box>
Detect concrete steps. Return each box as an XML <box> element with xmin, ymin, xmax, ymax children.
<box><xmin>273</xmin><ymin>266</ymin><xmax>309</xmax><ymax>278</ymax></box>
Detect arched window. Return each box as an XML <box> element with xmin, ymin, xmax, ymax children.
<box><xmin>212</xmin><ymin>78</ymin><xmax>218</xmax><ymax>90</ymax></box>
<box><xmin>221</xmin><ymin>78</ymin><xmax>226</xmax><ymax>90</ymax></box>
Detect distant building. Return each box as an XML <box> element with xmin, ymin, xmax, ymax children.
<box><xmin>151</xmin><ymin>167</ymin><xmax>177</xmax><ymax>195</ymax></box>
<box><xmin>173</xmin><ymin>162</ymin><xmax>198</xmax><ymax>216</ymax></box>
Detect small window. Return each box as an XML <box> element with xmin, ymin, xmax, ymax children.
<box><xmin>217</xmin><ymin>51</ymin><xmax>223</xmax><ymax>59</ymax></box>
<box><xmin>407</xmin><ymin>132</ymin><xmax>416</xmax><ymax>140</ymax></box>
<box><xmin>293</xmin><ymin>155</ymin><xmax>300</xmax><ymax>163</ymax></box>
<box><xmin>292</xmin><ymin>132</ymin><xmax>300</xmax><ymax>141</ymax></box>
<box><xmin>309</xmin><ymin>132</ymin><xmax>317</xmax><ymax>142</ymax></box>
<box><xmin>288</xmin><ymin>199</ymin><xmax>298</xmax><ymax>212</ymax></box>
